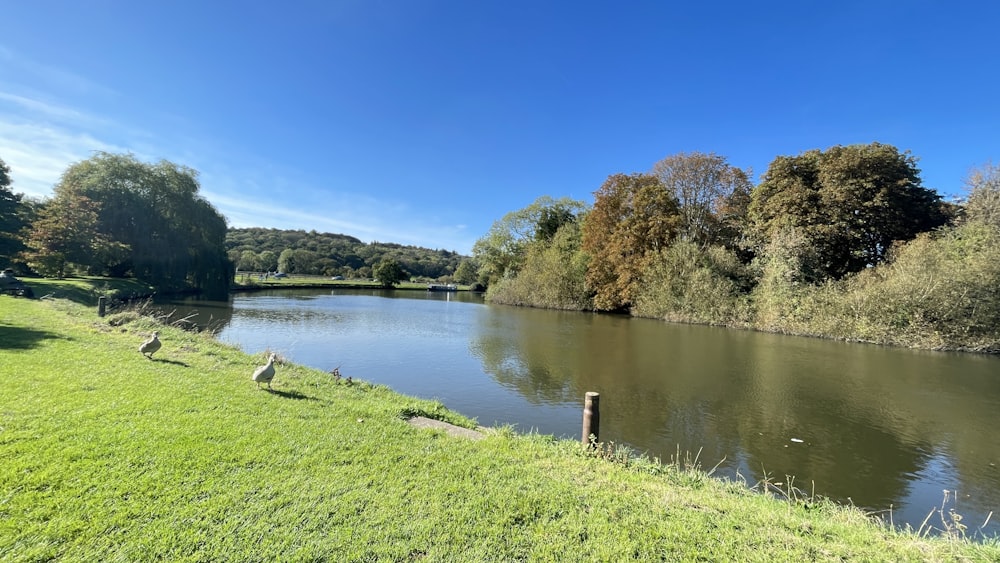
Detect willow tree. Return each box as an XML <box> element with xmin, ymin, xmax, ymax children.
<box><xmin>472</xmin><ymin>196</ymin><xmax>588</xmax><ymax>287</ymax></box>
<box><xmin>582</xmin><ymin>173</ymin><xmax>681</xmax><ymax>311</ymax></box>
<box><xmin>49</xmin><ymin>152</ymin><xmax>233</xmax><ymax>295</ymax></box>
<box><xmin>486</xmin><ymin>218</ymin><xmax>592</xmax><ymax>310</ymax></box>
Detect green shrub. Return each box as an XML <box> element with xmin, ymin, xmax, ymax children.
<box><xmin>634</xmin><ymin>241</ymin><xmax>752</xmax><ymax>326</ymax></box>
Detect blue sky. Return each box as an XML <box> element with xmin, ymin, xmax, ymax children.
<box><xmin>2</xmin><ymin>1</ymin><xmax>997</xmax><ymax>254</ymax></box>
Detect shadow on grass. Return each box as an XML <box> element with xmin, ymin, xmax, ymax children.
<box><xmin>0</xmin><ymin>324</ymin><xmax>64</xmax><ymax>350</ymax></box>
<box><xmin>267</xmin><ymin>389</ymin><xmax>317</xmax><ymax>401</ymax></box>
<box><xmin>32</xmin><ymin>276</ymin><xmax>156</xmax><ymax>306</ymax></box>
<box><xmin>40</xmin><ymin>285</ymin><xmax>100</xmax><ymax>306</ymax></box>
<box><xmin>149</xmin><ymin>358</ymin><xmax>190</xmax><ymax>367</ymax></box>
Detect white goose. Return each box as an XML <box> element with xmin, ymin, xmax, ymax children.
<box><xmin>139</xmin><ymin>331</ymin><xmax>161</xmax><ymax>359</ymax></box>
<box><xmin>252</xmin><ymin>353</ymin><xmax>277</xmax><ymax>390</ymax></box>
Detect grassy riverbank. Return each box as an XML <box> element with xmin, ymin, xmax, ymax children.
<box><xmin>24</xmin><ymin>275</ymin><xmax>157</xmax><ymax>305</ymax></box>
<box><xmin>2</xmin><ymin>292</ymin><xmax>998</xmax><ymax>561</ymax></box>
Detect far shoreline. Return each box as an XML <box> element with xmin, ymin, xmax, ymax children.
<box><xmin>230</xmin><ymin>279</ymin><xmax>475</xmax><ymax>293</ymax></box>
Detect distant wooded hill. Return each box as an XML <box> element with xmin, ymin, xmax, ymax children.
<box><xmin>225</xmin><ymin>227</ymin><xmax>467</xmax><ymax>281</ymax></box>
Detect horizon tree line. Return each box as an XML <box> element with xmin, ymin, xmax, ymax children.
<box><xmin>3</xmin><ymin>145</ymin><xmax>999</xmax><ymax>353</ymax></box>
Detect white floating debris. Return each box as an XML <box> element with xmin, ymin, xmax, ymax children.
<box><xmin>790</xmin><ymin>438</ymin><xmax>804</xmax><ymax>443</ymax></box>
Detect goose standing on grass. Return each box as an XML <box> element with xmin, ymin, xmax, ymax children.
<box><xmin>139</xmin><ymin>331</ymin><xmax>161</xmax><ymax>359</ymax></box>
<box><xmin>253</xmin><ymin>353</ymin><xmax>277</xmax><ymax>390</ymax></box>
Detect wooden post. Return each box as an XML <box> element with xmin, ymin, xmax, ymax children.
<box><xmin>98</xmin><ymin>296</ymin><xmax>106</xmax><ymax>317</ymax></box>
<box><xmin>581</xmin><ymin>392</ymin><xmax>600</xmax><ymax>447</ymax></box>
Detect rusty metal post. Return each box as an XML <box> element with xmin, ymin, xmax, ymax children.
<box><xmin>98</xmin><ymin>296</ymin><xmax>106</xmax><ymax>317</ymax></box>
<box><xmin>581</xmin><ymin>392</ymin><xmax>600</xmax><ymax>447</ymax></box>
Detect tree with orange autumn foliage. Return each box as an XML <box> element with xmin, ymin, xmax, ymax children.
<box><xmin>582</xmin><ymin>173</ymin><xmax>682</xmax><ymax>311</ymax></box>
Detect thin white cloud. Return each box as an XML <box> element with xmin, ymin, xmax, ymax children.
<box><xmin>0</xmin><ymin>119</ymin><xmax>121</xmax><ymax>197</ymax></box>
<box><xmin>0</xmin><ymin>57</ymin><xmax>475</xmax><ymax>253</ymax></box>
<box><xmin>195</xmin><ymin>159</ymin><xmax>474</xmax><ymax>250</ymax></box>
<box><xmin>0</xmin><ymin>106</ymin><xmax>475</xmax><ymax>251</ymax></box>
<box><xmin>0</xmin><ymin>92</ymin><xmax>106</xmax><ymax>125</ymax></box>
<box><xmin>205</xmin><ymin>188</ymin><xmax>473</xmax><ymax>252</ymax></box>
<box><xmin>0</xmin><ymin>44</ymin><xmax>118</xmax><ymax>98</ymax></box>
<box><xmin>0</xmin><ymin>80</ymin><xmax>128</xmax><ymax>197</ymax></box>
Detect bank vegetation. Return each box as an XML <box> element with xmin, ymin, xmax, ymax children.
<box><xmin>475</xmin><ymin>147</ymin><xmax>1000</xmax><ymax>353</ymax></box>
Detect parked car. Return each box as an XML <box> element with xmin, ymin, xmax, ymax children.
<box><xmin>0</xmin><ymin>269</ymin><xmax>34</xmax><ymax>298</ymax></box>
<box><xmin>331</xmin><ymin>275</ymin><xmax>344</xmax><ymax>280</ymax></box>
<box><xmin>272</xmin><ymin>272</ymin><xmax>288</xmax><ymax>278</ymax></box>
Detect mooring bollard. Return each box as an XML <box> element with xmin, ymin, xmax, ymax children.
<box><xmin>98</xmin><ymin>296</ymin><xmax>106</xmax><ymax>317</ymax></box>
<box><xmin>581</xmin><ymin>391</ymin><xmax>600</xmax><ymax>447</ymax></box>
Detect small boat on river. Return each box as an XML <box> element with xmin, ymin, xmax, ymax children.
<box><xmin>427</xmin><ymin>283</ymin><xmax>458</xmax><ymax>292</ymax></box>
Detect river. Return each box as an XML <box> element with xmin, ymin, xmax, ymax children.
<box><xmin>160</xmin><ymin>287</ymin><xmax>1000</xmax><ymax>537</ymax></box>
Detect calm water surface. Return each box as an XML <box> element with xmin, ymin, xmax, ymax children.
<box><xmin>164</xmin><ymin>288</ymin><xmax>1000</xmax><ymax>536</ymax></box>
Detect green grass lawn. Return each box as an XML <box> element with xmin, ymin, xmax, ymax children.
<box><xmin>1</xmin><ymin>291</ymin><xmax>997</xmax><ymax>561</ymax></box>
<box><xmin>23</xmin><ymin>275</ymin><xmax>156</xmax><ymax>306</ymax></box>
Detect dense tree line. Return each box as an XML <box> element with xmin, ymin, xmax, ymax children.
<box><xmin>476</xmin><ymin>145</ymin><xmax>1000</xmax><ymax>352</ymax></box>
<box><xmin>226</xmin><ymin>227</ymin><xmax>467</xmax><ymax>282</ymax></box>
<box><xmin>4</xmin><ymin>143</ymin><xmax>997</xmax><ymax>352</ymax></box>
<box><xmin>2</xmin><ymin>153</ymin><xmax>232</xmax><ymax>297</ymax></box>
<box><xmin>0</xmin><ymin>151</ymin><xmax>470</xmax><ymax>293</ymax></box>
